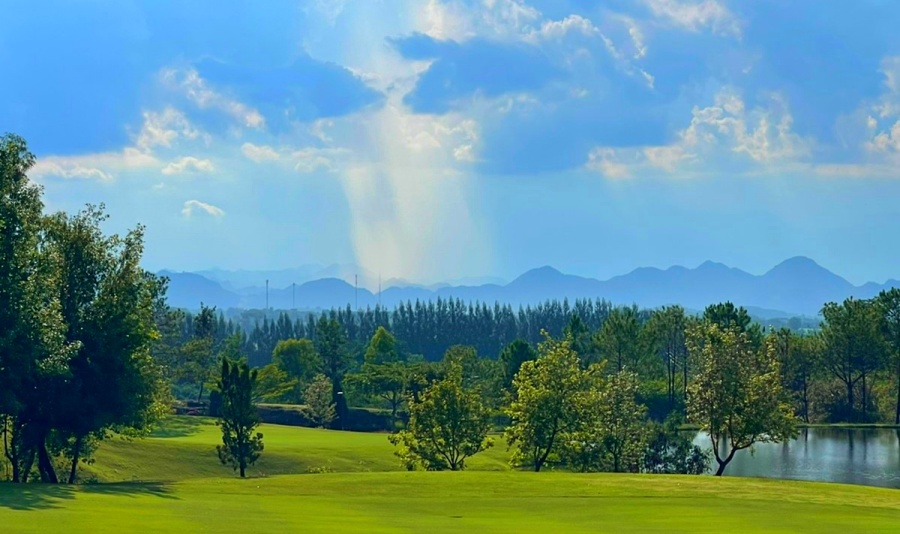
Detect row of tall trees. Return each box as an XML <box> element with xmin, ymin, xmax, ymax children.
<box><xmin>0</xmin><ymin>135</ymin><xmax>167</xmax><ymax>483</ymax></box>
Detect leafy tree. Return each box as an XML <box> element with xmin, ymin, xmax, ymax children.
<box><xmin>315</xmin><ymin>317</ymin><xmax>350</xmax><ymax>425</ymax></box>
<box><xmin>302</xmin><ymin>374</ymin><xmax>336</xmax><ymax>428</ymax></box>
<box><xmin>45</xmin><ymin>205</ymin><xmax>168</xmax><ymax>483</ymax></box>
<box><xmin>595</xmin><ymin>370</ymin><xmax>649</xmax><ymax>472</ymax></box>
<box><xmin>821</xmin><ymin>298</ymin><xmax>887</xmax><ymax>422</ymax></box>
<box><xmin>271</xmin><ymin>338</ymin><xmax>321</xmax><ymax>402</ymax></box>
<box><xmin>499</xmin><ymin>339</ymin><xmax>537</xmax><ymax>391</ymax></box>
<box><xmin>642</xmin><ymin>415</ymin><xmax>709</xmax><ymax>475</ymax></box>
<box><xmin>564</xmin><ymin>314</ymin><xmax>594</xmax><ymax>364</ymax></box>
<box><xmin>561</xmin><ymin>369</ymin><xmax>647</xmax><ymax>473</ymax></box>
<box><xmin>181</xmin><ymin>304</ymin><xmax>218</xmax><ymax>402</ymax></box>
<box><xmin>0</xmin><ymin>133</ymin><xmax>74</xmax><ymax>483</ymax></box>
<box><xmin>388</xmin><ymin>364</ymin><xmax>492</xmax><ymax>471</ymax></box>
<box><xmin>364</xmin><ymin>326</ymin><xmax>399</xmax><ymax>364</ymax></box>
<box><xmin>687</xmin><ymin>323</ymin><xmax>797</xmax><ymax>476</ymax></box>
<box><xmin>351</xmin><ymin>363</ymin><xmax>407</xmax><ymax>429</ymax></box>
<box><xmin>504</xmin><ymin>333</ymin><xmax>589</xmax><ymax>472</ymax></box>
<box><xmin>645</xmin><ymin>306</ymin><xmax>688</xmax><ymax>408</ymax></box>
<box><xmin>877</xmin><ymin>289</ymin><xmax>900</xmax><ymax>424</ymax></box>
<box><xmin>594</xmin><ymin>306</ymin><xmax>652</xmax><ymax>375</ymax></box>
<box><xmin>253</xmin><ymin>364</ymin><xmax>297</xmax><ymax>404</ymax></box>
<box><xmin>216</xmin><ymin>354</ymin><xmax>263</xmax><ymax>478</ymax></box>
<box><xmin>774</xmin><ymin>330</ymin><xmax>822</xmax><ymax>424</ymax></box>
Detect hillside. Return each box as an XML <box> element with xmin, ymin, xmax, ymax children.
<box><xmin>161</xmin><ymin>257</ymin><xmax>900</xmax><ymax>316</ymax></box>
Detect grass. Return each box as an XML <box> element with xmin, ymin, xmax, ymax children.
<box><xmin>1</xmin><ymin>416</ymin><xmax>899</xmax><ymax>532</ymax></box>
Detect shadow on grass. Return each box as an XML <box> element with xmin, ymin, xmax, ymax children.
<box><xmin>0</xmin><ymin>482</ymin><xmax>177</xmax><ymax>511</ymax></box>
<box><xmin>149</xmin><ymin>415</ymin><xmax>207</xmax><ymax>438</ymax></box>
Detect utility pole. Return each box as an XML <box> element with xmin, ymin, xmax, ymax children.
<box><xmin>266</xmin><ymin>279</ymin><xmax>269</xmax><ymax>311</ymax></box>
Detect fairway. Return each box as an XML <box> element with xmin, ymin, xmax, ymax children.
<box><xmin>2</xmin><ymin>417</ymin><xmax>900</xmax><ymax>532</ymax></box>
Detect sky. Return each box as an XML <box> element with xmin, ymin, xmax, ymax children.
<box><xmin>5</xmin><ymin>0</ymin><xmax>900</xmax><ymax>286</ymax></box>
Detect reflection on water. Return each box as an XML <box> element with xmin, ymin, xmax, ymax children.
<box><xmin>691</xmin><ymin>428</ymin><xmax>900</xmax><ymax>488</ymax></box>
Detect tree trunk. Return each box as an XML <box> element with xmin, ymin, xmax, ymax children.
<box><xmin>37</xmin><ymin>439</ymin><xmax>58</xmax><ymax>483</ymax></box>
<box><xmin>239</xmin><ymin>460</ymin><xmax>246</xmax><ymax>478</ymax></box>
<box><xmin>895</xmin><ymin>358</ymin><xmax>900</xmax><ymax>425</ymax></box>
<box><xmin>713</xmin><ymin>443</ymin><xmax>739</xmax><ymax>477</ymax></box>
<box><xmin>20</xmin><ymin>447</ymin><xmax>36</xmax><ymax>483</ymax></box>
<box><xmin>847</xmin><ymin>378</ymin><xmax>855</xmax><ymax>419</ymax></box>
<box><xmin>67</xmin><ymin>435</ymin><xmax>83</xmax><ymax>484</ymax></box>
<box><xmin>197</xmin><ymin>381</ymin><xmax>205</xmax><ymax>403</ymax></box>
<box><xmin>862</xmin><ymin>373</ymin><xmax>868</xmax><ymax>422</ymax></box>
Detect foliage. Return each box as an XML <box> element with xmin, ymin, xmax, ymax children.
<box><xmin>820</xmin><ymin>298</ymin><xmax>888</xmax><ymax>422</ymax></box>
<box><xmin>272</xmin><ymin>338</ymin><xmax>322</xmax><ymax>402</ymax></box>
<box><xmin>388</xmin><ymin>364</ymin><xmax>493</xmax><ymax>471</ymax></box>
<box><xmin>687</xmin><ymin>323</ymin><xmax>797</xmax><ymax>476</ymax></box>
<box><xmin>499</xmin><ymin>339</ymin><xmax>537</xmax><ymax>391</ymax></box>
<box><xmin>302</xmin><ymin>374</ymin><xmax>336</xmax><ymax>428</ymax></box>
<box><xmin>216</xmin><ymin>357</ymin><xmax>263</xmax><ymax>477</ymax></box>
<box><xmin>254</xmin><ymin>364</ymin><xmax>298</xmax><ymax>404</ymax></box>
<box><xmin>504</xmin><ymin>333</ymin><xmax>590</xmax><ymax>471</ymax></box>
<box><xmin>642</xmin><ymin>415</ymin><xmax>709</xmax><ymax>475</ymax></box>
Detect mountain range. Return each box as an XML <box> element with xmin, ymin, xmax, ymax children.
<box><xmin>159</xmin><ymin>257</ymin><xmax>900</xmax><ymax>317</ymax></box>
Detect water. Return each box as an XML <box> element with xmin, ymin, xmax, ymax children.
<box><xmin>691</xmin><ymin>428</ymin><xmax>900</xmax><ymax>488</ymax></box>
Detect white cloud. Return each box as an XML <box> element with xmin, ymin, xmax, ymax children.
<box><xmin>241</xmin><ymin>142</ymin><xmax>281</xmax><ymax>163</ymax></box>
<box><xmin>135</xmin><ymin>107</ymin><xmax>205</xmax><ymax>151</ymax></box>
<box><xmin>290</xmin><ymin>147</ymin><xmax>350</xmax><ymax>173</ymax></box>
<box><xmin>587</xmin><ymin>88</ymin><xmax>809</xmax><ymax>178</ymax></box>
<box><xmin>161</xmin><ymin>68</ymin><xmax>266</xmax><ymax>129</ymax></box>
<box><xmin>642</xmin><ymin>0</ymin><xmax>741</xmax><ymax>37</ymax></box>
<box><xmin>181</xmin><ymin>200</ymin><xmax>225</xmax><ymax>218</ymax></box>
<box><xmin>864</xmin><ymin>57</ymin><xmax>900</xmax><ymax>159</ymax></box>
<box><xmin>162</xmin><ymin>157</ymin><xmax>215</xmax><ymax>175</ymax></box>
<box><xmin>30</xmin><ymin>148</ymin><xmax>158</xmax><ymax>182</ymax></box>
<box><xmin>417</xmin><ymin>0</ymin><xmax>540</xmax><ymax>42</ymax></box>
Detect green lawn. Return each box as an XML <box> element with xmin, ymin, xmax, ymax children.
<box><xmin>1</xmin><ymin>416</ymin><xmax>899</xmax><ymax>532</ymax></box>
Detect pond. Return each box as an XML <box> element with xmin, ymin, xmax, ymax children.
<box><xmin>692</xmin><ymin>428</ymin><xmax>900</xmax><ymax>488</ymax></box>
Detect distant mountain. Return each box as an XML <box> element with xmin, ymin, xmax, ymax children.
<box><xmin>158</xmin><ymin>257</ymin><xmax>900</xmax><ymax>317</ymax></box>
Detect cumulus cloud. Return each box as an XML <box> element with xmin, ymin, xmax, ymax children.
<box><xmin>587</xmin><ymin>88</ymin><xmax>809</xmax><ymax>177</ymax></box>
<box><xmin>241</xmin><ymin>142</ymin><xmax>281</xmax><ymax>163</ymax></box>
<box><xmin>181</xmin><ymin>200</ymin><xmax>225</xmax><ymax>218</ymax></box>
<box><xmin>135</xmin><ymin>107</ymin><xmax>205</xmax><ymax>151</ymax></box>
<box><xmin>864</xmin><ymin>57</ymin><xmax>900</xmax><ymax>159</ymax></box>
<box><xmin>30</xmin><ymin>148</ymin><xmax>158</xmax><ymax>182</ymax></box>
<box><xmin>161</xmin><ymin>68</ymin><xmax>266</xmax><ymax>129</ymax></box>
<box><xmin>642</xmin><ymin>0</ymin><xmax>741</xmax><ymax>37</ymax></box>
<box><xmin>417</xmin><ymin>0</ymin><xmax>540</xmax><ymax>42</ymax></box>
<box><xmin>162</xmin><ymin>157</ymin><xmax>215</xmax><ymax>175</ymax></box>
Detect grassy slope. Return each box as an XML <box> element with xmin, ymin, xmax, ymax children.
<box><xmin>1</xmin><ymin>417</ymin><xmax>899</xmax><ymax>533</ymax></box>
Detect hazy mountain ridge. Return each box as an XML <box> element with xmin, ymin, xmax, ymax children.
<box><xmin>161</xmin><ymin>257</ymin><xmax>900</xmax><ymax>316</ymax></box>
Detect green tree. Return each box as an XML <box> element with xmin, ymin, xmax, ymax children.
<box><xmin>351</xmin><ymin>363</ymin><xmax>407</xmax><ymax>429</ymax></box>
<box><xmin>774</xmin><ymin>330</ymin><xmax>822</xmax><ymax>424</ymax></box>
<box><xmin>303</xmin><ymin>374</ymin><xmax>336</xmax><ymax>428</ymax></box>
<box><xmin>315</xmin><ymin>317</ymin><xmax>350</xmax><ymax>426</ymax></box>
<box><xmin>253</xmin><ymin>364</ymin><xmax>297</xmax><ymax>404</ymax></box>
<box><xmin>388</xmin><ymin>364</ymin><xmax>492</xmax><ymax>471</ymax></box>
<box><xmin>364</xmin><ymin>326</ymin><xmax>399</xmax><ymax>364</ymax></box>
<box><xmin>594</xmin><ymin>306</ymin><xmax>651</xmax><ymax>375</ymax></box>
<box><xmin>45</xmin><ymin>205</ymin><xmax>168</xmax><ymax>483</ymax></box>
<box><xmin>877</xmin><ymin>289</ymin><xmax>900</xmax><ymax>424</ymax></box>
<box><xmin>216</xmin><ymin>354</ymin><xmax>263</xmax><ymax>478</ymax></box>
<box><xmin>504</xmin><ymin>333</ymin><xmax>589</xmax><ymax>472</ymax></box>
<box><xmin>595</xmin><ymin>370</ymin><xmax>648</xmax><ymax>473</ymax></box>
<box><xmin>499</xmin><ymin>339</ymin><xmax>537</xmax><ymax>391</ymax></box>
<box><xmin>687</xmin><ymin>323</ymin><xmax>797</xmax><ymax>476</ymax></box>
<box><xmin>271</xmin><ymin>338</ymin><xmax>321</xmax><ymax>402</ymax></box>
<box><xmin>642</xmin><ymin>415</ymin><xmax>709</xmax><ymax>475</ymax></box>
<box><xmin>645</xmin><ymin>306</ymin><xmax>688</xmax><ymax>408</ymax></box>
<box><xmin>181</xmin><ymin>304</ymin><xmax>218</xmax><ymax>402</ymax></box>
<box><xmin>0</xmin><ymin>133</ymin><xmax>75</xmax><ymax>483</ymax></box>
<box><xmin>821</xmin><ymin>298</ymin><xmax>887</xmax><ymax>422</ymax></box>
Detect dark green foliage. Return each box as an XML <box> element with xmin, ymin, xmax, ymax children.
<box><xmin>642</xmin><ymin>416</ymin><xmax>709</xmax><ymax>475</ymax></box>
<box><xmin>216</xmin><ymin>356</ymin><xmax>263</xmax><ymax>478</ymax></box>
<box><xmin>499</xmin><ymin>339</ymin><xmax>537</xmax><ymax>390</ymax></box>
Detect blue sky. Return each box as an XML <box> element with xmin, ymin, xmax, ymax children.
<box><xmin>5</xmin><ymin>0</ymin><xmax>900</xmax><ymax>286</ymax></box>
